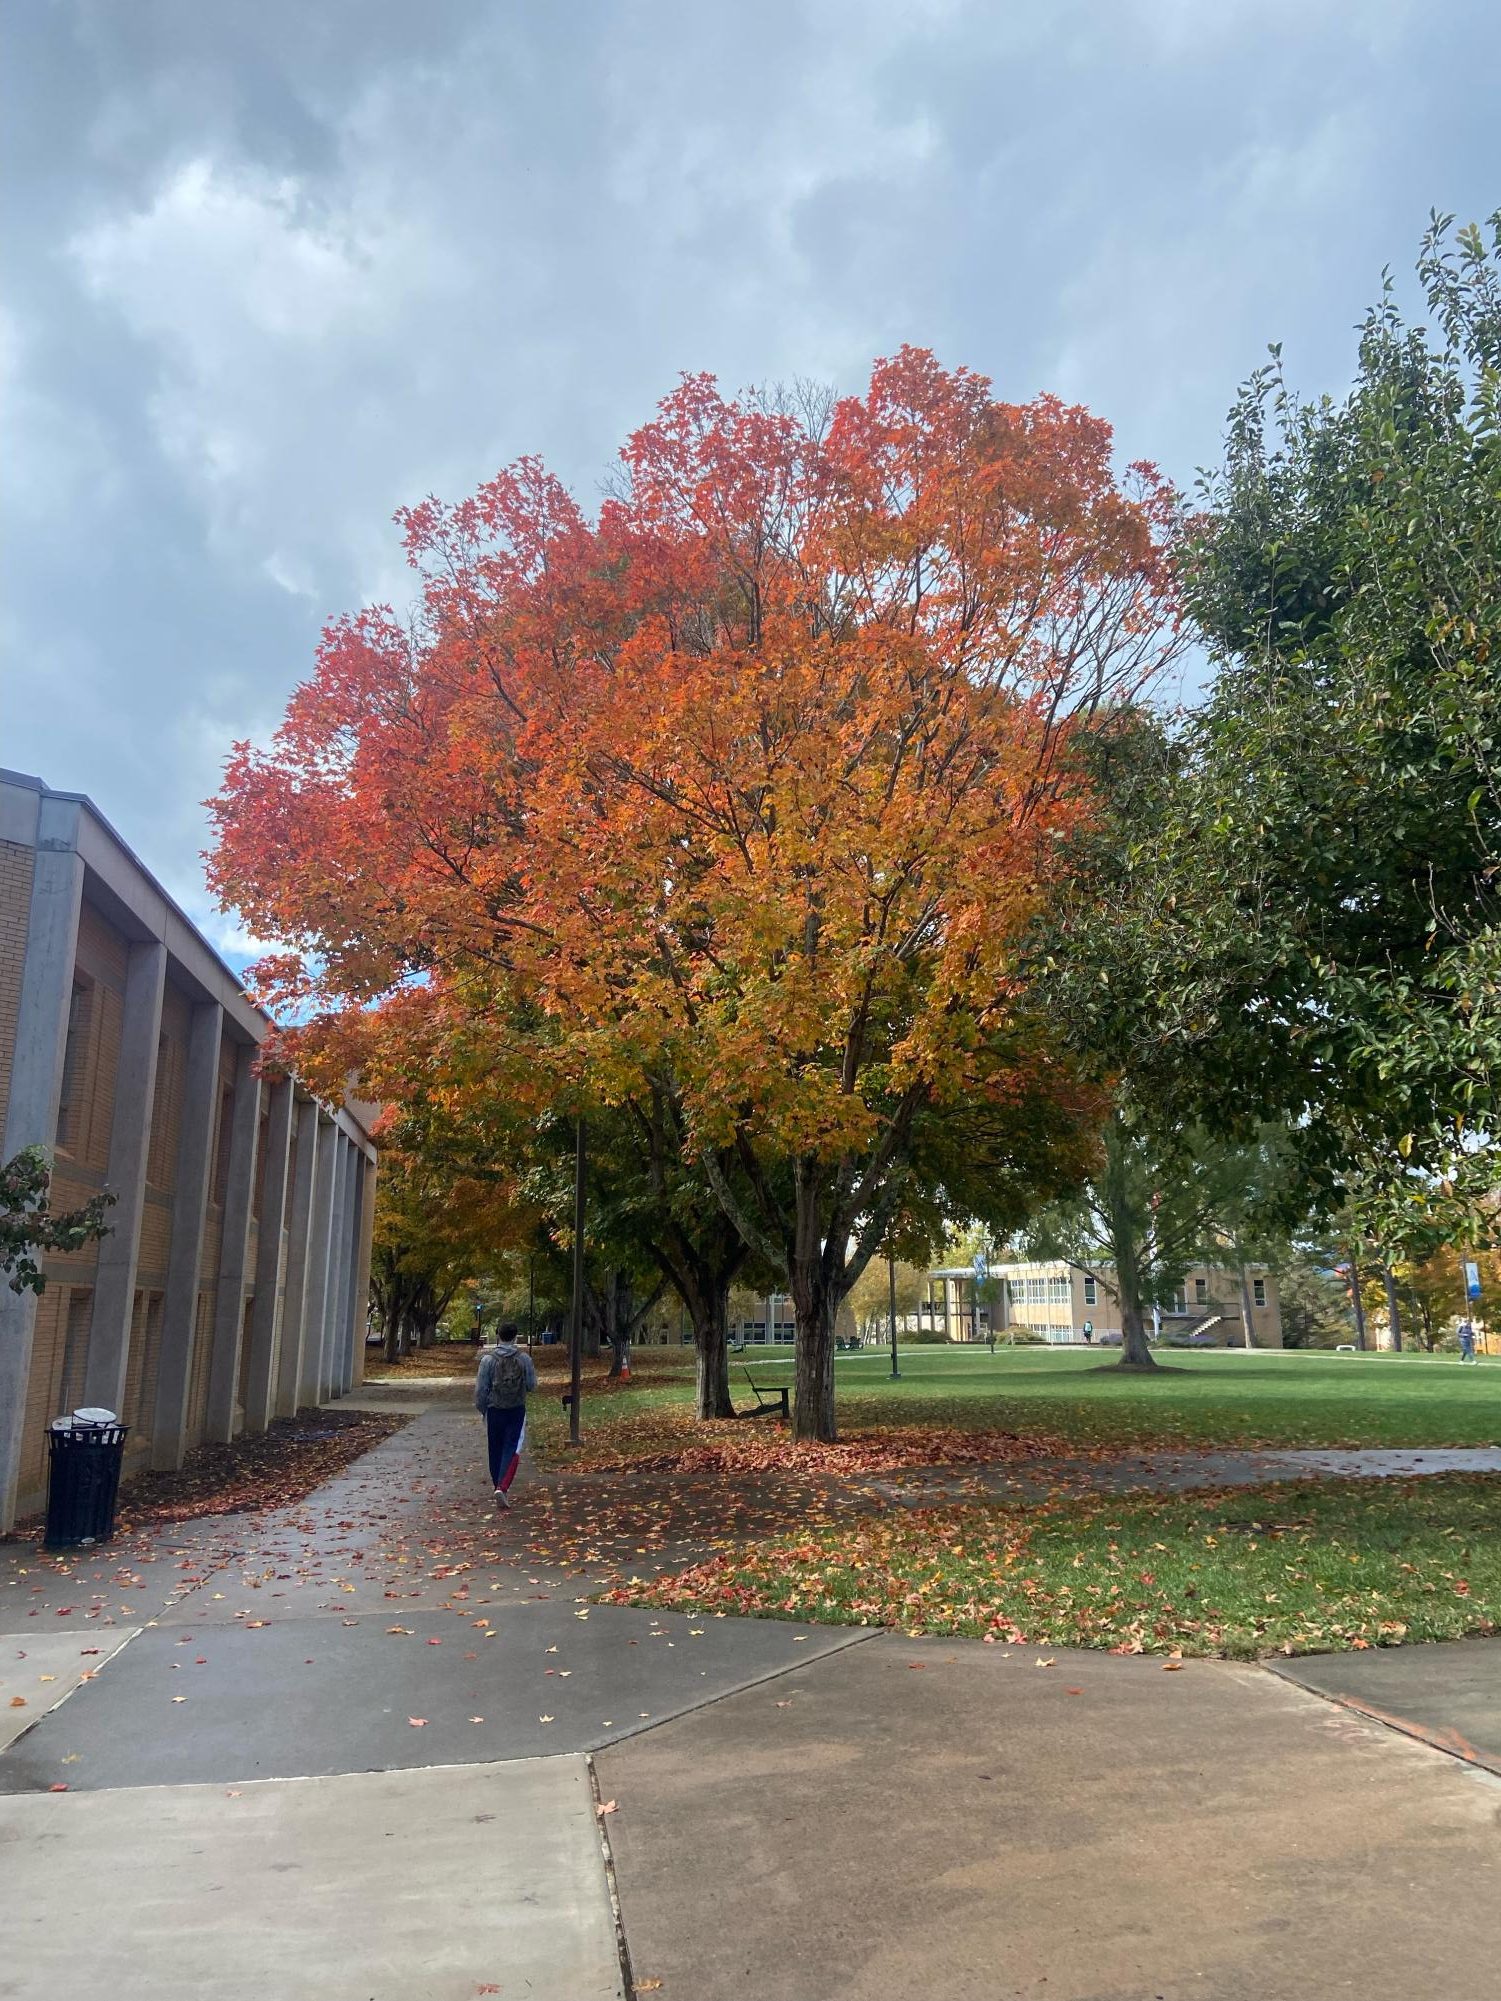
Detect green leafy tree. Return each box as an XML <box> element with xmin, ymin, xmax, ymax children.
<box><xmin>1022</xmin><ymin>1116</ymin><xmax>1308</xmax><ymax>1364</ymax></box>
<box><xmin>1174</xmin><ymin>212</ymin><xmax>1501</xmax><ymax>1217</ymax></box>
<box><xmin>1</xmin><ymin>1147</ymin><xmax>113</xmax><ymax>1295</ymax></box>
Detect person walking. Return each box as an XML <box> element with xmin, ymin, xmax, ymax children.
<box><xmin>1457</xmin><ymin>1318</ymin><xmax>1479</xmax><ymax>1365</ymax></box>
<box><xmin>475</xmin><ymin>1322</ymin><xmax>537</xmax><ymax>1507</ymax></box>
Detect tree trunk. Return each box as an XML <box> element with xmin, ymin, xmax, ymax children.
<box><xmin>791</xmin><ymin>1284</ymin><xmax>838</xmax><ymax>1440</ymax></box>
<box><xmin>1348</xmin><ymin>1249</ymin><xmax>1367</xmax><ymax>1350</ymax></box>
<box><xmin>382</xmin><ymin>1296</ymin><xmax>402</xmax><ymax>1365</ymax></box>
<box><xmin>1383</xmin><ymin>1266</ymin><xmax>1403</xmax><ymax>1352</ymax></box>
<box><xmin>581</xmin><ymin>1278</ymin><xmax>604</xmax><ymax>1359</ymax></box>
<box><xmin>1236</xmin><ymin>1261</ymin><xmax>1257</xmax><ymax>1349</ymax></box>
<box><xmin>692</xmin><ymin>1279</ymin><xmax>734</xmax><ymax>1419</ymax></box>
<box><xmin>605</xmin><ymin>1273</ymin><xmax>631</xmax><ymax>1378</ymax></box>
<box><xmin>1103</xmin><ymin>1130</ymin><xmax>1156</xmax><ymax>1370</ymax></box>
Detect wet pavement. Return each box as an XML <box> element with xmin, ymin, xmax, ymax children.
<box><xmin>0</xmin><ymin>1598</ymin><xmax>865</xmax><ymax>1792</ymax></box>
<box><xmin>3</xmin><ymin>1398</ymin><xmax>1500</xmax><ymax>1999</ymax></box>
<box><xmin>866</xmin><ymin>1441</ymin><xmax>1501</xmax><ymax>1505</ymax></box>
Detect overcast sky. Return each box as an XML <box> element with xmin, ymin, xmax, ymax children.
<box><xmin>4</xmin><ymin>0</ymin><xmax>1496</xmax><ymax>962</ymax></box>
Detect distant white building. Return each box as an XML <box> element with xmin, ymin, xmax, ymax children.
<box><xmin>921</xmin><ymin>1259</ymin><xmax>1283</xmax><ymax>1349</ymax></box>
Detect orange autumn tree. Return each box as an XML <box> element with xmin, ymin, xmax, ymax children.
<box><xmin>210</xmin><ymin>349</ymin><xmax>1182</xmax><ymax>1441</ymax></box>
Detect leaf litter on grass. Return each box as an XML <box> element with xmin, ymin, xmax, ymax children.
<box><xmin>604</xmin><ymin>1473</ymin><xmax>1501</xmax><ymax>1659</ymax></box>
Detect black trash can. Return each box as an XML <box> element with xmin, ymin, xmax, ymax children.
<box><xmin>44</xmin><ymin>1417</ymin><xmax>128</xmax><ymax>1549</ymax></box>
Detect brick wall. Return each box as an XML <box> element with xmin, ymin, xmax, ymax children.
<box><xmin>0</xmin><ymin>838</ymin><xmax>35</xmax><ymax>1136</ymax></box>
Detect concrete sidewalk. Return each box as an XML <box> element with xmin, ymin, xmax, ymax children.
<box><xmin>4</xmin><ymin>1400</ymin><xmax>1500</xmax><ymax>2000</ymax></box>
<box><xmin>0</xmin><ymin>1756</ymin><xmax>623</xmax><ymax>2001</ymax></box>
<box><xmin>600</xmin><ymin>1634</ymin><xmax>1501</xmax><ymax>2001</ymax></box>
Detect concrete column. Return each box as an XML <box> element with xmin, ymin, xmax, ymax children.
<box><xmin>240</xmin><ymin>1074</ymin><xmax>294</xmax><ymax>1435</ymax></box>
<box><xmin>204</xmin><ymin>1042</ymin><xmax>261</xmax><ymax>1443</ymax></box>
<box><xmin>320</xmin><ymin>1135</ymin><xmax>352</xmax><ymax>1401</ymax></box>
<box><xmin>296</xmin><ymin>1115</ymin><xmax>338</xmax><ymax>1410</ymax></box>
<box><xmin>347</xmin><ymin>1148</ymin><xmax>377</xmax><ymax>1390</ymax></box>
<box><xmin>274</xmin><ymin>1101</ymin><xmax>320</xmax><ymax>1419</ymax></box>
<box><xmin>333</xmin><ymin>1142</ymin><xmax>363</xmax><ymax>1396</ymax></box>
<box><xmin>83</xmin><ymin>938</ymin><xmax>167</xmax><ymax>1413</ymax></box>
<box><xmin>0</xmin><ymin>798</ymin><xmax>84</xmax><ymax>1532</ymax></box>
<box><xmin>322</xmin><ymin>1138</ymin><xmax>348</xmax><ymax>1400</ymax></box>
<box><xmin>151</xmin><ymin>1001</ymin><xmax>223</xmax><ymax>1471</ymax></box>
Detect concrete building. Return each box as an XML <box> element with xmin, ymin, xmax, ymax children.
<box><xmin>922</xmin><ymin>1258</ymin><xmax>1283</xmax><ymax>1348</ymax></box>
<box><xmin>0</xmin><ymin>771</ymin><xmax>377</xmax><ymax>1531</ymax></box>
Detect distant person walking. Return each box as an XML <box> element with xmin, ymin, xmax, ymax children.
<box><xmin>475</xmin><ymin>1322</ymin><xmax>537</xmax><ymax>1507</ymax></box>
<box><xmin>1457</xmin><ymin>1318</ymin><xmax>1479</xmax><ymax>1365</ymax></box>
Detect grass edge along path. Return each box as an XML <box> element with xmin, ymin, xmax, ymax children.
<box><xmin>376</xmin><ymin>1345</ymin><xmax>1501</xmax><ymax>1470</ymax></box>
<box><xmin>605</xmin><ymin>1473</ymin><xmax>1501</xmax><ymax>1660</ymax></box>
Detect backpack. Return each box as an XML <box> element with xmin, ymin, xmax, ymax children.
<box><xmin>486</xmin><ymin>1345</ymin><xmax>528</xmax><ymax>1411</ymax></box>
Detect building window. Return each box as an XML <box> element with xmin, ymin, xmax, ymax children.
<box><xmin>146</xmin><ymin>1033</ymin><xmax>177</xmax><ymax>1188</ymax></box>
<box><xmin>212</xmin><ymin>1084</ymin><xmax>235</xmax><ymax>1207</ymax></box>
<box><xmin>1048</xmin><ymin>1276</ymin><xmax>1070</xmax><ymax>1305</ymax></box>
<box><xmin>1083</xmin><ymin>1275</ymin><xmax>1097</xmax><ymax>1307</ymax></box>
<box><xmin>1194</xmin><ymin>1277</ymin><xmax>1208</xmax><ymax>1305</ymax></box>
<box><xmin>1253</xmin><ymin>1276</ymin><xmax>1267</xmax><ymax>1308</ymax></box>
<box><xmin>59</xmin><ymin>1288</ymin><xmax>93</xmax><ymax>1414</ymax></box>
<box><xmin>56</xmin><ymin>977</ymin><xmax>94</xmax><ymax>1154</ymax></box>
<box><xmin>252</xmin><ymin>1108</ymin><xmax>271</xmax><ymax>1217</ymax></box>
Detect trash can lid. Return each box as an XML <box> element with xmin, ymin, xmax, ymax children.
<box><xmin>71</xmin><ymin>1407</ymin><xmax>118</xmax><ymax>1425</ymax></box>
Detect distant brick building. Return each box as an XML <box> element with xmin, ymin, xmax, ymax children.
<box><xmin>0</xmin><ymin>771</ymin><xmax>377</xmax><ymax>1530</ymax></box>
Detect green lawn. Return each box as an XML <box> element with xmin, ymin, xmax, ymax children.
<box><xmin>611</xmin><ymin>1472</ymin><xmax>1501</xmax><ymax>1657</ymax></box>
<box><xmin>752</xmin><ymin>1345</ymin><xmax>1501</xmax><ymax>1452</ymax></box>
<box><xmin>532</xmin><ymin>1345</ymin><xmax>1501</xmax><ymax>1466</ymax></box>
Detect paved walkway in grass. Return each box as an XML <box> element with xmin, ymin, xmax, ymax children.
<box><xmin>2</xmin><ymin>1396</ymin><xmax>1500</xmax><ymax>1999</ymax></box>
<box><xmin>866</xmin><ymin>1441</ymin><xmax>1501</xmax><ymax>1506</ymax></box>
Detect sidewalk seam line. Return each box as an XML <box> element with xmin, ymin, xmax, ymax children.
<box><xmin>1261</xmin><ymin>1658</ymin><xmax>1501</xmax><ymax>1778</ymax></box>
<box><xmin>587</xmin><ymin>1752</ymin><xmax>635</xmax><ymax>2001</ymax></box>
<box><xmin>1</xmin><ymin>1626</ymin><xmax>141</xmax><ymax>1758</ymax></box>
<box><xmin>587</xmin><ymin>1623</ymin><xmax>880</xmax><ymax>1754</ymax></box>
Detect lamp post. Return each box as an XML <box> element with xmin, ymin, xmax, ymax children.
<box><xmin>472</xmin><ymin>1299</ymin><xmax>483</xmax><ymax>1346</ymax></box>
<box><xmin>888</xmin><ymin>1250</ymin><xmax>900</xmax><ymax>1379</ymax></box>
<box><xmin>528</xmin><ymin>1253</ymin><xmax>536</xmax><ymax>1346</ymax></box>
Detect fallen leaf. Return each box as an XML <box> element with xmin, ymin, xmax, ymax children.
<box><xmin>1163</xmin><ymin>1660</ymin><xmax>1186</xmax><ymax>1672</ymax></box>
<box><xmin>596</xmin><ymin>1799</ymin><xmax>618</xmax><ymax>1817</ymax></box>
<box><xmin>408</xmin><ymin>1717</ymin><xmax>427</xmax><ymax>1727</ymax></box>
<box><xmin>8</xmin><ymin>1696</ymin><xmax>25</xmax><ymax>1708</ymax></box>
<box><xmin>1034</xmin><ymin>1657</ymin><xmax>1055</xmax><ymax>1668</ymax></box>
<box><xmin>538</xmin><ymin>1714</ymin><xmax>554</xmax><ymax>1723</ymax></box>
<box><xmin>48</xmin><ymin>1782</ymin><xmax>68</xmax><ymax>1792</ymax></box>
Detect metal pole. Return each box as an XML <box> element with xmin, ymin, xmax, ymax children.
<box><xmin>528</xmin><ymin>1254</ymin><xmax>536</xmax><ymax>1346</ymax></box>
<box><xmin>568</xmin><ymin>1118</ymin><xmax>586</xmax><ymax>1445</ymax></box>
<box><xmin>888</xmin><ymin>1249</ymin><xmax>900</xmax><ymax>1379</ymax></box>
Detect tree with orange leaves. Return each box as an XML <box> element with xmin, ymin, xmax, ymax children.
<box><xmin>211</xmin><ymin>349</ymin><xmax>1182</xmax><ymax>1440</ymax></box>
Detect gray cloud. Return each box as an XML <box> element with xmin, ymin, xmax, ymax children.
<box><xmin>4</xmin><ymin>0</ymin><xmax>1496</xmax><ymax>958</ymax></box>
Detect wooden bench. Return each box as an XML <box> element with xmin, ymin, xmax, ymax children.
<box><xmin>736</xmin><ymin>1367</ymin><xmax>791</xmax><ymax>1421</ymax></box>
